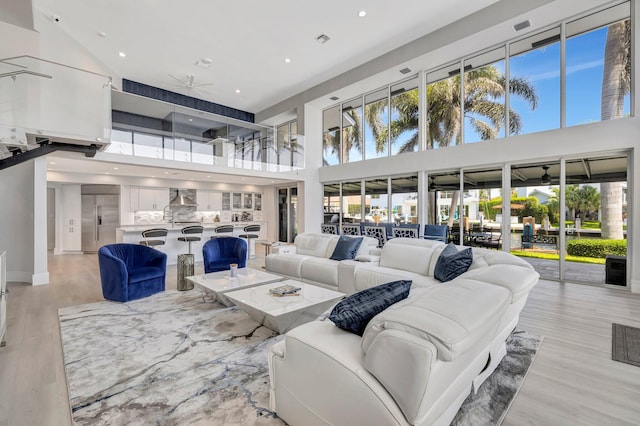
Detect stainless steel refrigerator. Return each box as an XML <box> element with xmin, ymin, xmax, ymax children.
<box><xmin>82</xmin><ymin>194</ymin><xmax>119</xmax><ymax>252</ymax></box>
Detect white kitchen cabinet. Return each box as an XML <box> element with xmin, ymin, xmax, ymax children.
<box><xmin>232</xmin><ymin>192</ymin><xmax>242</xmax><ymax>209</ymax></box>
<box><xmin>254</xmin><ymin>193</ymin><xmax>262</xmax><ymax>211</ymax></box>
<box><xmin>243</xmin><ymin>193</ymin><xmax>253</xmax><ymax>210</ymax></box>
<box><xmin>130</xmin><ymin>187</ymin><xmax>169</xmax><ymax>211</ymax></box>
<box><xmin>197</xmin><ymin>190</ymin><xmax>222</xmax><ymax>211</ymax></box>
<box><xmin>221</xmin><ymin>192</ymin><xmax>231</xmax><ymax>211</ymax></box>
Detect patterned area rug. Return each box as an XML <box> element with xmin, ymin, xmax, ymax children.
<box><xmin>612</xmin><ymin>323</ymin><xmax>640</xmax><ymax>367</ymax></box>
<box><xmin>58</xmin><ymin>291</ymin><xmax>542</xmax><ymax>425</ymax></box>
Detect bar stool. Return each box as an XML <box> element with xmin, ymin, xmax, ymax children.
<box><xmin>211</xmin><ymin>224</ymin><xmax>234</xmax><ymax>239</ymax></box>
<box><xmin>177</xmin><ymin>225</ymin><xmax>204</xmax><ymax>254</ymax></box>
<box><xmin>139</xmin><ymin>228</ymin><xmax>168</xmax><ymax>248</ymax></box>
<box><xmin>176</xmin><ymin>225</ymin><xmax>203</xmax><ymax>291</ymax></box>
<box><xmin>238</xmin><ymin>224</ymin><xmax>260</xmax><ymax>259</ymax></box>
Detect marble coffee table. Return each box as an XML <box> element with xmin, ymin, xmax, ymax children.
<box><xmin>186</xmin><ymin>267</ymin><xmax>283</xmax><ymax>306</ymax></box>
<box><xmin>224</xmin><ymin>280</ymin><xmax>345</xmax><ymax>334</ymax></box>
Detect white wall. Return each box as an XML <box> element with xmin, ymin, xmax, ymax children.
<box><xmin>0</xmin><ymin>160</ymin><xmax>35</xmax><ymax>283</ymax></box>
<box><xmin>32</xmin><ymin>156</ymin><xmax>48</xmax><ymax>285</ymax></box>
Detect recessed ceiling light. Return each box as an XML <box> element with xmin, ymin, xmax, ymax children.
<box><xmin>105</xmin><ymin>172</ymin><xmax>110</xmax><ymax>175</ymax></box>
<box><xmin>188</xmin><ymin>118</ymin><xmax>193</xmax><ymax>122</ymax></box>
<box><xmin>284</xmin><ymin>58</ymin><xmax>291</xmax><ymax>63</ymax></box>
<box><xmin>358</xmin><ymin>10</ymin><xmax>367</xmax><ymax>17</ymax></box>
<box><xmin>98</xmin><ymin>31</ymin><xmax>107</xmax><ymax>38</ymax></box>
<box><xmin>207</xmin><ymin>175</ymin><xmax>211</xmax><ymax>178</ymax></box>
<box><xmin>113</xmin><ymin>167</ymin><xmax>119</xmax><ymax>170</ymax></box>
<box><xmin>151</xmin><ymin>176</ymin><xmax>155</xmax><ymax>178</ymax></box>
<box><xmin>235</xmin><ymin>89</ymin><xmax>241</xmax><ymax>93</ymax></box>
<box><xmin>50</xmin><ymin>161</ymin><xmax>56</xmax><ymax>165</ymax></box>
<box><xmin>164</xmin><ymin>171</ymin><xmax>169</xmax><ymax>174</ymax></box>
<box><xmin>118</xmin><ymin>52</ymin><xmax>126</xmax><ymax>58</ymax></box>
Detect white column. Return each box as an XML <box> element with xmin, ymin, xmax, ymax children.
<box><xmin>302</xmin><ymin>104</ymin><xmax>323</xmax><ymax>233</ymax></box>
<box><xmin>32</xmin><ymin>156</ymin><xmax>49</xmax><ymax>285</ymax></box>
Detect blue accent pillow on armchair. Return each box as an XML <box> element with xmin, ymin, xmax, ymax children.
<box><xmin>329</xmin><ymin>236</ymin><xmax>363</xmax><ymax>261</ymax></box>
<box><xmin>329</xmin><ymin>280</ymin><xmax>412</xmax><ymax>335</ymax></box>
<box><xmin>434</xmin><ymin>243</ymin><xmax>473</xmax><ymax>282</ymax></box>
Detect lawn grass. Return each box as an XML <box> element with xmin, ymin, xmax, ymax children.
<box><xmin>511</xmin><ymin>250</ymin><xmax>605</xmax><ymax>264</ymax></box>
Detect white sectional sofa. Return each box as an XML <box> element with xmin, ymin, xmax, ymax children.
<box><xmin>265</xmin><ymin>233</ymin><xmax>379</xmax><ymax>290</ymax></box>
<box><xmin>267</xmin><ymin>236</ymin><xmax>539</xmax><ymax>426</ymax></box>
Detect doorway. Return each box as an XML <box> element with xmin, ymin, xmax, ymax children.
<box><xmin>278</xmin><ymin>187</ymin><xmax>298</xmax><ymax>243</ymax></box>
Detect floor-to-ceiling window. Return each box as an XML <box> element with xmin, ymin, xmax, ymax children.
<box><xmin>463</xmin><ymin>47</ymin><xmax>506</xmax><ymax>142</ymax></box>
<box><xmin>322</xmin><ymin>106</ymin><xmax>340</xmax><ymax>166</ymax></box>
<box><xmin>364</xmin><ymin>178</ymin><xmax>389</xmax><ymax>224</ymax></box>
<box><xmin>426</xmin><ymin>65</ymin><xmax>461</xmax><ymax>149</ymax></box>
<box><xmin>342</xmin><ymin>181</ymin><xmax>362</xmax><ymax>223</ymax></box>
<box><xmin>323</xmin><ymin>183</ymin><xmax>341</xmax><ymax>224</ymax></box>
<box><xmin>341</xmin><ymin>98</ymin><xmax>363</xmax><ymax>163</ymax></box>
<box><xmin>509</xmin><ymin>161</ymin><xmax>561</xmax><ymax>280</ymax></box>
<box><xmin>390</xmin><ymin>175</ymin><xmax>418</xmax><ymax>224</ymax></box>
<box><xmin>566</xmin><ymin>2</ymin><xmax>630</xmax><ymax>127</ymax></box>
<box><xmin>364</xmin><ymin>88</ymin><xmax>389</xmax><ymax>160</ymax></box>
<box><xmin>390</xmin><ymin>78</ymin><xmax>419</xmax><ymax>155</ymax></box>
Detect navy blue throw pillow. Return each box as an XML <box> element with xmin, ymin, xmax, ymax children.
<box><xmin>330</xmin><ymin>236</ymin><xmax>363</xmax><ymax>261</ymax></box>
<box><xmin>434</xmin><ymin>243</ymin><xmax>473</xmax><ymax>282</ymax></box>
<box><xmin>329</xmin><ymin>280</ymin><xmax>412</xmax><ymax>335</ymax></box>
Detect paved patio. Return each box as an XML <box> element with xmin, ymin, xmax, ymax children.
<box><xmin>519</xmin><ymin>257</ymin><xmax>610</xmax><ymax>284</ymax></box>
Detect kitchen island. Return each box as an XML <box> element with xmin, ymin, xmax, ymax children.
<box><xmin>116</xmin><ymin>222</ymin><xmax>266</xmax><ymax>266</ymax></box>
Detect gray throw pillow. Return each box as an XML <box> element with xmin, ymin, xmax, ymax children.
<box><xmin>329</xmin><ymin>280</ymin><xmax>412</xmax><ymax>336</ymax></box>
<box><xmin>330</xmin><ymin>236</ymin><xmax>363</xmax><ymax>261</ymax></box>
<box><xmin>434</xmin><ymin>243</ymin><xmax>473</xmax><ymax>282</ymax></box>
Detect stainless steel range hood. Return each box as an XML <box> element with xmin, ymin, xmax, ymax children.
<box><xmin>170</xmin><ymin>190</ymin><xmax>198</xmax><ymax>206</ymax></box>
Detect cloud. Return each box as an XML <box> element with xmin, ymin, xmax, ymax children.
<box><xmin>519</xmin><ymin>59</ymin><xmax>604</xmax><ymax>82</ymax></box>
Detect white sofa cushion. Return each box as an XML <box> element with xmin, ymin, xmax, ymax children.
<box><xmin>265</xmin><ymin>254</ymin><xmax>310</xmax><ymax>278</ymax></box>
<box><xmin>294</xmin><ymin>233</ymin><xmax>337</xmax><ymax>257</ymax></box>
<box><xmin>300</xmin><ymin>257</ymin><xmax>340</xmax><ymax>287</ymax></box>
<box><xmin>362</xmin><ymin>281</ymin><xmax>510</xmax><ymax>361</ymax></box>
<box><xmin>462</xmin><ymin>264</ymin><xmax>540</xmax><ymax>302</ymax></box>
<box><xmin>379</xmin><ymin>238</ymin><xmax>443</xmax><ymax>276</ymax></box>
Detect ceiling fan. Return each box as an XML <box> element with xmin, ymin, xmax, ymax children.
<box><xmin>164</xmin><ymin>74</ymin><xmax>218</xmax><ymax>99</ymax></box>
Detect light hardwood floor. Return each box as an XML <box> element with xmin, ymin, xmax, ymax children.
<box><xmin>1</xmin><ymin>251</ymin><xmax>639</xmax><ymax>425</ymax></box>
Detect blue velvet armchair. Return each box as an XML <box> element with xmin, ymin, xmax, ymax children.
<box><xmin>98</xmin><ymin>243</ymin><xmax>167</xmax><ymax>302</ymax></box>
<box><xmin>202</xmin><ymin>237</ymin><xmax>247</xmax><ymax>273</ymax></box>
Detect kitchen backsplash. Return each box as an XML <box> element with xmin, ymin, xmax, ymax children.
<box><xmin>134</xmin><ymin>207</ymin><xmax>222</xmax><ymax>224</ymax></box>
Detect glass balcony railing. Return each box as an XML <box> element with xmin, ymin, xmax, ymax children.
<box><xmin>0</xmin><ymin>55</ymin><xmax>112</xmax><ymax>149</ymax></box>
<box><xmin>107</xmin><ymin>91</ymin><xmax>305</xmax><ymax>172</ymax></box>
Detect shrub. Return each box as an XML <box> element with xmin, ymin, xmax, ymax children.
<box><xmin>566</xmin><ymin>239</ymin><xmax>626</xmax><ymax>258</ymax></box>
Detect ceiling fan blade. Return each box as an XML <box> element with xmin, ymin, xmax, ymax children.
<box><xmin>193</xmin><ymin>82</ymin><xmax>215</xmax><ymax>88</ymax></box>
<box><xmin>168</xmin><ymin>74</ymin><xmax>186</xmax><ymax>85</ymax></box>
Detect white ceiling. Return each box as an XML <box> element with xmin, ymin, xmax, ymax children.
<box><xmin>32</xmin><ymin>0</ymin><xmax>500</xmax><ymax>113</ymax></box>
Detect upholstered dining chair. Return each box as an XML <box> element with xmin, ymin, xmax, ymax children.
<box><xmin>202</xmin><ymin>237</ymin><xmax>247</xmax><ymax>273</ymax></box>
<box><xmin>98</xmin><ymin>243</ymin><xmax>167</xmax><ymax>302</ymax></box>
<box><xmin>321</xmin><ymin>223</ymin><xmax>339</xmax><ymax>235</ymax></box>
<box><xmin>364</xmin><ymin>225</ymin><xmax>388</xmax><ymax>248</ymax></box>
<box><xmin>392</xmin><ymin>224</ymin><xmax>419</xmax><ymax>238</ymax></box>
<box><xmin>340</xmin><ymin>224</ymin><xmax>361</xmax><ymax>236</ymax></box>
<box><xmin>424</xmin><ymin>224</ymin><xmax>449</xmax><ymax>243</ymax></box>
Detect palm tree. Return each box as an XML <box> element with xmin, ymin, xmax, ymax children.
<box><xmin>600</xmin><ymin>19</ymin><xmax>629</xmax><ymax>240</ymax></box>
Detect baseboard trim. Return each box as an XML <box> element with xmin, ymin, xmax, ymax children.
<box><xmin>7</xmin><ymin>271</ymin><xmax>32</xmax><ymax>284</ymax></box>
<box><xmin>32</xmin><ymin>272</ymin><xmax>50</xmax><ymax>286</ymax></box>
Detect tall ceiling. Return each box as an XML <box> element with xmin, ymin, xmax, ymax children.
<box><xmin>32</xmin><ymin>0</ymin><xmax>500</xmax><ymax>113</ymax></box>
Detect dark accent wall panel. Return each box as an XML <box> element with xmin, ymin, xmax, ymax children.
<box><xmin>122</xmin><ymin>79</ymin><xmax>255</xmax><ymax>123</ymax></box>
